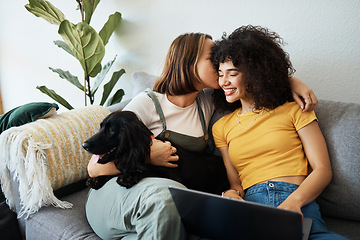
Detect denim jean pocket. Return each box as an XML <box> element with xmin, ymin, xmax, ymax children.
<box><xmin>244</xmin><ymin>183</ymin><xmax>268</xmax><ymax>204</ymax></box>
<box><xmin>244</xmin><ymin>181</ymin><xmax>299</xmax><ymax>206</ymax></box>
<box><xmin>274</xmin><ymin>189</ymin><xmax>293</xmax><ymax>206</ymax></box>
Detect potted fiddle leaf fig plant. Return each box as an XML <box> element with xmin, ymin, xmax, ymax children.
<box><xmin>25</xmin><ymin>0</ymin><xmax>125</xmax><ymax>110</ymax></box>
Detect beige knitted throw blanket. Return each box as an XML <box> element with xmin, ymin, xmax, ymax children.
<box><xmin>0</xmin><ymin>105</ymin><xmax>110</xmax><ymax>218</ymax></box>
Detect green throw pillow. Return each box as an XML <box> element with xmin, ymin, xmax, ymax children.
<box><xmin>0</xmin><ymin>102</ymin><xmax>59</xmax><ymax>134</ymax></box>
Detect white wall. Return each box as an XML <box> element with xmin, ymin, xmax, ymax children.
<box><xmin>1</xmin><ymin>0</ymin><xmax>359</xmax><ymax>112</ymax></box>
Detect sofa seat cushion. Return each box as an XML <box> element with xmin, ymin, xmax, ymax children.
<box><xmin>25</xmin><ymin>188</ymin><xmax>101</xmax><ymax>240</ymax></box>
<box><xmin>323</xmin><ymin>216</ymin><xmax>360</xmax><ymax>240</ymax></box>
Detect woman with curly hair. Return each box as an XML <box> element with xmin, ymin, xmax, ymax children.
<box><xmin>212</xmin><ymin>25</ymin><xmax>348</xmax><ymax>239</ymax></box>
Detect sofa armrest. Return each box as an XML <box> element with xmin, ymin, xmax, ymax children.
<box><xmin>0</xmin><ymin>105</ymin><xmax>110</xmax><ymax>218</ymax></box>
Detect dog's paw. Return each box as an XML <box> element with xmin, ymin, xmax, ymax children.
<box><xmin>86</xmin><ymin>176</ymin><xmax>111</xmax><ymax>190</ymax></box>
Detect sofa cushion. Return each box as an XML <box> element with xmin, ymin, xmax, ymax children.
<box><xmin>25</xmin><ymin>188</ymin><xmax>101</xmax><ymax>240</ymax></box>
<box><xmin>106</xmin><ymin>71</ymin><xmax>157</xmax><ymax>113</ymax></box>
<box><xmin>316</xmin><ymin>100</ymin><xmax>360</xmax><ymax>221</ymax></box>
<box><xmin>0</xmin><ymin>105</ymin><xmax>110</xmax><ymax>218</ymax></box>
<box><xmin>0</xmin><ymin>102</ymin><xmax>58</xmax><ymax>134</ymax></box>
<box><xmin>323</xmin><ymin>216</ymin><xmax>360</xmax><ymax>240</ymax></box>
<box><xmin>131</xmin><ymin>71</ymin><xmax>158</xmax><ymax>98</ymax></box>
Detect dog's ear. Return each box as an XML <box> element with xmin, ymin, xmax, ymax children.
<box><xmin>114</xmin><ymin>115</ymin><xmax>153</xmax><ymax>188</ymax></box>
<box><xmin>115</xmin><ymin>113</ymin><xmax>153</xmax><ymax>177</ymax></box>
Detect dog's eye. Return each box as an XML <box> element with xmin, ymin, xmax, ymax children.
<box><xmin>108</xmin><ymin>129</ymin><xmax>115</xmax><ymax>135</ymax></box>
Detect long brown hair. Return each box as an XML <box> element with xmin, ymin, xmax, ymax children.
<box><xmin>153</xmin><ymin>33</ymin><xmax>212</xmax><ymax>95</ymax></box>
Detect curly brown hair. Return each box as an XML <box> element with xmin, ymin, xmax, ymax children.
<box><xmin>211</xmin><ymin>25</ymin><xmax>295</xmax><ymax>111</ymax></box>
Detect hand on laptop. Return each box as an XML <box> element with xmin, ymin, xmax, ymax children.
<box><xmin>278</xmin><ymin>199</ymin><xmax>303</xmax><ymax>218</ymax></box>
<box><xmin>221</xmin><ymin>189</ymin><xmax>244</xmax><ymax>200</ymax></box>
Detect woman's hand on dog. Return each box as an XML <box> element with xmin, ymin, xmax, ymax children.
<box><xmin>150</xmin><ymin>139</ymin><xmax>179</xmax><ymax>168</ymax></box>
<box><xmin>87</xmin><ymin>139</ymin><xmax>178</xmax><ymax>177</ymax></box>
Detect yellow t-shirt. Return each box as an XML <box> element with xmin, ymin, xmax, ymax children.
<box><xmin>212</xmin><ymin>102</ymin><xmax>317</xmax><ymax>190</ymax></box>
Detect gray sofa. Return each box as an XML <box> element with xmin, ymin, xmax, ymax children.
<box><xmin>1</xmin><ymin>72</ymin><xmax>359</xmax><ymax>239</ymax></box>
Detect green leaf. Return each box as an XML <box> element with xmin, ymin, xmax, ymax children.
<box><xmin>37</xmin><ymin>85</ymin><xmax>73</xmax><ymax>110</ymax></box>
<box><xmin>99</xmin><ymin>12</ymin><xmax>122</xmax><ymax>46</ymax></box>
<box><xmin>91</xmin><ymin>56</ymin><xmax>117</xmax><ymax>95</ymax></box>
<box><xmin>100</xmin><ymin>69</ymin><xmax>125</xmax><ymax>105</ymax></box>
<box><xmin>58</xmin><ymin>20</ymin><xmax>105</xmax><ymax>77</ymax></box>
<box><xmin>49</xmin><ymin>67</ymin><xmax>83</xmax><ymax>91</ymax></box>
<box><xmin>107</xmin><ymin>89</ymin><xmax>124</xmax><ymax>106</ymax></box>
<box><xmin>53</xmin><ymin>40</ymin><xmax>74</xmax><ymax>57</ymax></box>
<box><xmin>25</xmin><ymin>0</ymin><xmax>66</xmax><ymax>25</ymax></box>
<box><xmin>82</xmin><ymin>0</ymin><xmax>100</xmax><ymax>24</ymax></box>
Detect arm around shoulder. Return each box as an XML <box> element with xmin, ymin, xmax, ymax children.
<box><xmin>289</xmin><ymin>77</ymin><xmax>318</xmax><ymax>112</ymax></box>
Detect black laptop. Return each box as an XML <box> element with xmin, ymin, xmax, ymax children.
<box><xmin>169</xmin><ymin>186</ymin><xmax>312</xmax><ymax>240</ymax></box>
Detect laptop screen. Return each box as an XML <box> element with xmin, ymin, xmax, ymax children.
<box><xmin>169</xmin><ymin>186</ymin><xmax>310</xmax><ymax>240</ymax></box>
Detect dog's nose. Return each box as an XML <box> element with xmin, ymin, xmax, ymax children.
<box><xmin>82</xmin><ymin>141</ymin><xmax>91</xmax><ymax>151</ymax></box>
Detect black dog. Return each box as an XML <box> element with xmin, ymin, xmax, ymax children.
<box><xmin>82</xmin><ymin>111</ymin><xmax>229</xmax><ymax>194</ymax></box>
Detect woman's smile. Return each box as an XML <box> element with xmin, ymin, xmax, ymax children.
<box><xmin>223</xmin><ymin>88</ymin><xmax>237</xmax><ymax>96</ymax></box>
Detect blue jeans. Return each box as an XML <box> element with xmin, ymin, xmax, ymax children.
<box><xmin>244</xmin><ymin>181</ymin><xmax>349</xmax><ymax>240</ymax></box>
